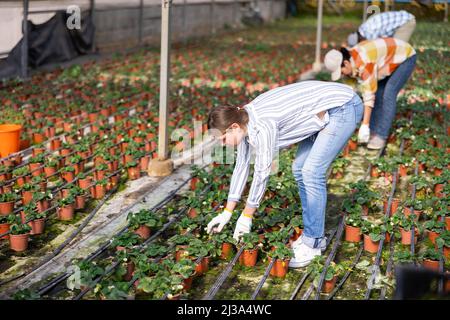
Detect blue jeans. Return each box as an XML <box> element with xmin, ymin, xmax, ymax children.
<box><xmin>370</xmin><ymin>55</ymin><xmax>416</xmax><ymax>139</ymax></box>
<box><xmin>292</xmin><ymin>94</ymin><xmax>363</xmax><ymax>249</ymax></box>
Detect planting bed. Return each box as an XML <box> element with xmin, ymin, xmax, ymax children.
<box><xmin>0</xmin><ymin>16</ymin><xmax>449</xmax><ymax>300</ymax></box>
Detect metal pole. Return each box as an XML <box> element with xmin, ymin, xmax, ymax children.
<box><xmin>158</xmin><ymin>0</ymin><xmax>172</xmax><ymax>160</ymax></box>
<box><xmin>90</xmin><ymin>0</ymin><xmax>96</xmax><ymax>53</ymax></box>
<box><xmin>363</xmin><ymin>0</ymin><xmax>368</xmax><ymax>22</ymax></box>
<box><xmin>21</xmin><ymin>0</ymin><xmax>29</xmax><ymax>79</ymax></box>
<box><xmin>138</xmin><ymin>0</ymin><xmax>144</xmax><ymax>44</ymax></box>
<box><xmin>312</xmin><ymin>0</ymin><xmax>323</xmax><ymax>72</ymax></box>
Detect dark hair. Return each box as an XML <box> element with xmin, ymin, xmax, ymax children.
<box><xmin>207</xmin><ymin>105</ymin><xmax>249</xmax><ymax>133</ymax></box>
<box><xmin>340</xmin><ymin>47</ymin><xmax>351</xmax><ymax>67</ymax></box>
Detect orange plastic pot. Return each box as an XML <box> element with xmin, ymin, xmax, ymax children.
<box><xmin>322</xmin><ymin>275</ymin><xmax>338</xmax><ymax>293</ymax></box>
<box><xmin>422</xmin><ymin>259</ymin><xmax>439</xmax><ymax>271</ymax></box>
<box><xmin>0</xmin><ymin>201</ymin><xmax>14</xmax><ymax>215</ymax></box>
<box><xmin>345</xmin><ymin>225</ymin><xmax>361</xmax><ymax>243</ymax></box>
<box><xmin>400</xmin><ymin>228</ymin><xmax>417</xmax><ymax>245</ymax></box>
<box><xmin>57</xmin><ymin>205</ymin><xmax>75</xmax><ymax>221</ymax></box>
<box><xmin>428</xmin><ymin>230</ymin><xmax>439</xmax><ymax>245</ymax></box>
<box><xmin>0</xmin><ymin>223</ymin><xmax>10</xmax><ymax>240</ymax></box>
<box><xmin>239</xmin><ymin>248</ymin><xmax>258</xmax><ymax>267</ymax></box>
<box><xmin>133</xmin><ymin>225</ymin><xmax>151</xmax><ymax>240</ymax></box>
<box><xmin>29</xmin><ymin>218</ymin><xmax>45</xmax><ymax>235</ymax></box>
<box><xmin>0</xmin><ymin>124</ymin><xmax>22</xmax><ymax>158</ymax></box>
<box><xmin>269</xmin><ymin>258</ymin><xmax>289</xmax><ymax>278</ymax></box>
<box><xmin>363</xmin><ymin>235</ymin><xmax>380</xmax><ymax>254</ymax></box>
<box><xmin>220</xmin><ymin>242</ymin><xmax>233</xmax><ymax>260</ymax></box>
<box><xmin>9</xmin><ymin>233</ymin><xmax>29</xmax><ymax>252</ymax></box>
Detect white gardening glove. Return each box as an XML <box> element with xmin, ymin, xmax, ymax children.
<box><xmin>206</xmin><ymin>209</ymin><xmax>232</xmax><ymax>234</ymax></box>
<box><xmin>233</xmin><ymin>214</ymin><xmax>253</xmax><ymax>242</ymax></box>
<box><xmin>358</xmin><ymin>124</ymin><xmax>370</xmax><ymax>144</ymax></box>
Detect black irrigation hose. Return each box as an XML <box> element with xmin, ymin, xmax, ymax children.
<box><xmin>379</xmin><ymin>233</ymin><xmax>396</xmax><ymax>300</ymax></box>
<box><xmin>327</xmin><ymin>244</ymin><xmax>364</xmax><ymax>300</ymax></box>
<box><xmin>0</xmin><ymin>185</ymin><xmax>119</xmax><ymax>288</ymax></box>
<box><xmin>313</xmin><ymin>216</ymin><xmax>346</xmax><ymax>300</ymax></box>
<box><xmin>202</xmin><ymin>246</ymin><xmax>246</xmax><ymax>300</ymax></box>
<box><xmin>288</xmin><ymin>227</ymin><xmax>337</xmax><ymax>300</ymax></box>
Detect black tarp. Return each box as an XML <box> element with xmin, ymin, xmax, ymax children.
<box><xmin>0</xmin><ymin>11</ymin><xmax>95</xmax><ymax>80</ymax></box>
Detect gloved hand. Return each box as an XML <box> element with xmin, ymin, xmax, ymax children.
<box><xmin>206</xmin><ymin>209</ymin><xmax>232</xmax><ymax>234</ymax></box>
<box><xmin>233</xmin><ymin>214</ymin><xmax>253</xmax><ymax>242</ymax></box>
<box><xmin>358</xmin><ymin>124</ymin><xmax>370</xmax><ymax>144</ymax></box>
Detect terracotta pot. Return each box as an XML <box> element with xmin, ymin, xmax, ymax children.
<box><xmin>289</xmin><ymin>227</ymin><xmax>303</xmax><ymax>242</ymax></box>
<box><xmin>384</xmin><ymin>198</ymin><xmax>399</xmax><ymax>216</ymax></box>
<box><xmin>0</xmin><ymin>223</ymin><xmax>10</xmax><ymax>240</ymax></box>
<box><xmin>9</xmin><ymin>233</ymin><xmax>29</xmax><ymax>252</ymax></box>
<box><xmin>446</xmin><ymin>217</ymin><xmax>450</xmax><ymax>231</ymax></box>
<box><xmin>220</xmin><ymin>242</ymin><xmax>233</xmax><ymax>260</ymax></box>
<box><xmin>62</xmin><ymin>171</ymin><xmax>75</xmax><ymax>182</ymax></box>
<box><xmin>75</xmin><ymin>195</ymin><xmax>86</xmax><ymax>210</ymax></box>
<box><xmin>444</xmin><ymin>246</ymin><xmax>450</xmax><ymax>261</ymax></box>
<box><xmin>422</xmin><ymin>259</ymin><xmax>439</xmax><ymax>271</ymax></box>
<box><xmin>322</xmin><ymin>275</ymin><xmax>338</xmax><ymax>294</ymax></box>
<box><xmin>190</xmin><ymin>177</ymin><xmax>199</xmax><ymax>191</ymax></box>
<box><xmin>29</xmin><ymin>163</ymin><xmax>43</xmax><ymax>177</ymax></box>
<box><xmin>428</xmin><ymin>230</ymin><xmax>439</xmax><ymax>245</ymax></box>
<box><xmin>57</xmin><ymin>205</ymin><xmax>75</xmax><ymax>221</ymax></box>
<box><xmin>403</xmin><ymin>207</ymin><xmax>422</xmax><ymax>220</ymax></box>
<box><xmin>239</xmin><ymin>248</ymin><xmax>258</xmax><ymax>267</ymax></box>
<box><xmin>127</xmin><ymin>166</ymin><xmax>141</xmax><ymax>180</ymax></box>
<box><xmin>201</xmin><ymin>256</ymin><xmax>210</xmax><ymax>273</ymax></box>
<box><xmin>400</xmin><ymin>228</ymin><xmax>417</xmax><ymax>245</ymax></box>
<box><xmin>434</xmin><ymin>168</ymin><xmax>442</xmax><ymax>177</ymax></box>
<box><xmin>175</xmin><ymin>245</ymin><xmax>189</xmax><ymax>262</ymax></box>
<box><xmin>22</xmin><ymin>191</ymin><xmax>33</xmax><ymax>205</ymax></box>
<box><xmin>29</xmin><ymin>218</ymin><xmax>45</xmax><ymax>235</ymax></box>
<box><xmin>370</xmin><ymin>167</ymin><xmax>379</xmax><ymax>178</ymax></box>
<box><xmin>333</xmin><ymin>171</ymin><xmax>344</xmax><ymax>179</ymax></box>
<box><xmin>0</xmin><ymin>201</ymin><xmax>14</xmax><ymax>215</ymax></box>
<box><xmin>398</xmin><ymin>165</ymin><xmax>408</xmax><ymax>177</ymax></box>
<box><xmin>123</xmin><ymin>262</ymin><xmax>135</xmax><ymax>282</ymax></box>
<box><xmin>269</xmin><ymin>257</ymin><xmax>290</xmax><ymax>278</ymax></box>
<box><xmin>94</xmin><ymin>170</ymin><xmax>106</xmax><ymax>180</ymax></box>
<box><xmin>93</xmin><ymin>185</ymin><xmax>106</xmax><ymax>199</ymax></box>
<box><xmin>182</xmin><ymin>276</ymin><xmax>194</xmax><ymax>291</ymax></box>
<box><xmin>78</xmin><ymin>177</ymin><xmax>93</xmax><ymax>190</ymax></box>
<box><xmin>345</xmin><ymin>225</ymin><xmax>361</xmax><ymax>243</ymax></box>
<box><xmin>363</xmin><ymin>234</ymin><xmax>380</xmax><ymax>254</ymax></box>
<box><xmin>133</xmin><ymin>225</ymin><xmax>151</xmax><ymax>240</ymax></box>
<box><xmin>187</xmin><ymin>208</ymin><xmax>197</xmax><ymax>218</ymax></box>
<box><xmin>139</xmin><ymin>156</ymin><xmax>150</xmax><ymax>172</ymax></box>
<box><xmin>434</xmin><ymin>184</ymin><xmax>444</xmax><ymax>198</ymax></box>
<box><xmin>348</xmin><ymin>139</ymin><xmax>357</xmax><ymax>151</ymax></box>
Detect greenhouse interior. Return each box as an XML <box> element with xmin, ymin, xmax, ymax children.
<box><xmin>0</xmin><ymin>0</ymin><xmax>449</xmax><ymax>306</ymax></box>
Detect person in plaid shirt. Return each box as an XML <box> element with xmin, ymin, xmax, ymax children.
<box><xmin>347</xmin><ymin>11</ymin><xmax>416</xmax><ymax>47</ymax></box>
<box><xmin>324</xmin><ymin>38</ymin><xmax>416</xmax><ymax>149</ymax></box>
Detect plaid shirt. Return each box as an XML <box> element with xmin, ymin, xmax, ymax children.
<box><xmin>350</xmin><ymin>38</ymin><xmax>416</xmax><ymax>108</ymax></box>
<box><xmin>359</xmin><ymin>11</ymin><xmax>414</xmax><ymax>40</ymax></box>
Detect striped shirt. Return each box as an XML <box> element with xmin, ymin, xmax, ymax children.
<box><xmin>350</xmin><ymin>38</ymin><xmax>416</xmax><ymax>108</ymax></box>
<box><xmin>228</xmin><ymin>81</ymin><xmax>356</xmax><ymax>208</ymax></box>
<box><xmin>359</xmin><ymin>11</ymin><xmax>414</xmax><ymax>40</ymax></box>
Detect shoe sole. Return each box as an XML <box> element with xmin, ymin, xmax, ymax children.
<box><xmin>288</xmin><ymin>254</ymin><xmax>321</xmax><ymax>268</ymax></box>
<box><xmin>367</xmin><ymin>144</ymin><xmax>384</xmax><ymax>150</ymax></box>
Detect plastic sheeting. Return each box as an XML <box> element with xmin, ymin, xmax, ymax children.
<box><xmin>0</xmin><ymin>11</ymin><xmax>95</xmax><ymax>80</ymax></box>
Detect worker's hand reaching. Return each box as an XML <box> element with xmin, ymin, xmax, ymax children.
<box><xmin>357</xmin><ymin>124</ymin><xmax>370</xmax><ymax>144</ymax></box>
<box><xmin>233</xmin><ymin>214</ymin><xmax>253</xmax><ymax>242</ymax></box>
<box><xmin>206</xmin><ymin>209</ymin><xmax>232</xmax><ymax>234</ymax></box>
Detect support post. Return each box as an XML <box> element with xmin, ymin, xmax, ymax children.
<box><xmin>138</xmin><ymin>0</ymin><xmax>144</xmax><ymax>44</ymax></box>
<box><xmin>312</xmin><ymin>0</ymin><xmax>323</xmax><ymax>72</ymax></box>
<box><xmin>148</xmin><ymin>0</ymin><xmax>174</xmax><ymax>176</ymax></box>
<box><xmin>21</xmin><ymin>0</ymin><xmax>29</xmax><ymax>79</ymax></box>
<box><xmin>90</xmin><ymin>0</ymin><xmax>96</xmax><ymax>52</ymax></box>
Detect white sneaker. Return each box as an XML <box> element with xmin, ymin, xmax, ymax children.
<box><xmin>289</xmin><ymin>241</ymin><xmax>321</xmax><ymax>268</ymax></box>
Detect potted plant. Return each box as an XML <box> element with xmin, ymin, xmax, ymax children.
<box><xmin>238</xmin><ymin>232</ymin><xmax>262</xmax><ymax>267</ymax></box>
<box><xmin>436</xmin><ymin>230</ymin><xmax>450</xmax><ymax>261</ymax></box>
<box><xmin>331</xmin><ymin>158</ymin><xmax>349</xmax><ymax>179</ymax></box>
<box><xmin>94</xmin><ymin>280</ymin><xmax>130</xmax><ymax>300</ymax></box>
<box><xmin>267</xmin><ymin>242</ymin><xmax>293</xmax><ymax>278</ymax></box>
<box><xmin>57</xmin><ymin>195</ymin><xmax>75</xmax><ymax>221</ymax></box>
<box><xmin>170</xmin><ymin>259</ymin><xmax>197</xmax><ymax>291</ymax></box>
<box><xmin>67</xmin><ymin>260</ymin><xmax>105</xmax><ymax>291</ymax></box>
<box><xmin>23</xmin><ymin>203</ymin><xmax>46</xmax><ymax>235</ymax></box>
<box><xmin>307</xmin><ymin>256</ymin><xmax>346</xmax><ymax>294</ymax></box>
<box><xmin>0</xmin><ymin>192</ymin><xmax>17</xmax><ymax>215</ymax></box>
<box><xmin>125</xmin><ymin>160</ymin><xmax>140</xmax><ymax>180</ymax></box>
<box><xmin>393</xmin><ymin>213</ymin><xmax>420</xmax><ymax>245</ymax></box>
<box><xmin>0</xmin><ymin>214</ymin><xmax>15</xmax><ymax>240</ymax></box>
<box><xmin>9</xmin><ymin>216</ymin><xmax>31</xmax><ymax>252</ymax></box>
<box><xmin>43</xmin><ymin>156</ymin><xmax>60</xmax><ymax>178</ymax></box>
<box><xmin>420</xmin><ymin>248</ymin><xmax>442</xmax><ymax>271</ymax></box>
<box><xmin>361</xmin><ymin>221</ymin><xmax>384</xmax><ymax>254</ymax></box>
<box><xmin>186</xmin><ymin>238</ymin><xmax>217</xmax><ymax>275</ymax></box>
<box><xmin>127</xmin><ymin>209</ymin><xmax>163</xmax><ymax>240</ymax></box>
<box><xmin>181</xmin><ymin>196</ymin><xmax>202</xmax><ymax>218</ymax></box>
<box><xmin>403</xmin><ymin>198</ymin><xmax>425</xmax><ymax>219</ymax></box>
<box><xmin>344</xmin><ymin>204</ymin><xmax>364</xmax><ymax>243</ymax></box>
<box><xmin>288</xmin><ymin>215</ymin><xmax>303</xmax><ymax>242</ymax></box>
<box><xmin>170</xmin><ymin>234</ymin><xmax>196</xmax><ymax>261</ymax></box>
<box><xmin>424</xmin><ymin>218</ymin><xmax>445</xmax><ymax>245</ymax></box>
<box><xmin>20</xmin><ymin>182</ymin><xmax>37</xmax><ymax>205</ymax></box>
<box><xmin>92</xmin><ymin>178</ymin><xmax>107</xmax><ymax>199</ymax></box>
<box><xmin>211</xmin><ymin>231</ymin><xmax>236</xmax><ymax>260</ymax></box>
<box><xmin>61</xmin><ymin>165</ymin><xmax>76</xmax><ymax>182</ymax></box>
<box><xmin>32</xmin><ymin>190</ymin><xmax>52</xmax><ymax>213</ymax></box>
<box><xmin>111</xmin><ymin>231</ymin><xmax>141</xmax><ymax>251</ymax></box>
